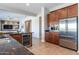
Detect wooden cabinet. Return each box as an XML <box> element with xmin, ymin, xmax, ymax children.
<box><xmin>49</xmin><ymin>32</ymin><xmax>54</xmax><ymax>43</ymax></box>
<box><xmin>48</xmin><ymin>8</ymin><xmax>67</xmax><ymax>26</ymax></box>
<box><xmin>52</xmin><ymin>32</ymin><xmax>59</xmax><ymax>45</ymax></box>
<box><xmin>51</xmin><ymin>12</ymin><xmax>58</xmax><ymax>23</ymax></box>
<box><xmin>45</xmin><ymin>32</ymin><xmax>59</xmax><ymax>45</ymax></box>
<box><xmin>68</xmin><ymin>4</ymin><xmax>78</xmax><ymax>17</ymax></box>
<box><xmin>48</xmin><ymin>13</ymin><xmax>55</xmax><ymax>25</ymax></box>
<box><xmin>57</xmin><ymin>8</ymin><xmax>67</xmax><ymax>19</ymax></box>
<box><xmin>10</xmin><ymin>34</ymin><xmax>22</xmax><ymax>43</ymax></box>
<box><xmin>45</xmin><ymin>32</ymin><xmax>50</xmax><ymax>42</ymax></box>
<box><xmin>49</xmin><ymin>32</ymin><xmax>59</xmax><ymax>45</ymax></box>
<box><xmin>48</xmin><ymin>11</ymin><xmax>58</xmax><ymax>25</ymax></box>
<box><xmin>48</xmin><ymin>4</ymin><xmax>78</xmax><ymax>25</ymax></box>
<box><xmin>48</xmin><ymin>14</ymin><xmax>51</xmax><ymax>25</ymax></box>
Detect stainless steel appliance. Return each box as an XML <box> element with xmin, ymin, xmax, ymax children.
<box><xmin>59</xmin><ymin>17</ymin><xmax>78</xmax><ymax>51</ymax></box>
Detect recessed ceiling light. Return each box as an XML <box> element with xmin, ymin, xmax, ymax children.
<box><xmin>26</xmin><ymin>3</ymin><xmax>30</xmax><ymax>6</ymax></box>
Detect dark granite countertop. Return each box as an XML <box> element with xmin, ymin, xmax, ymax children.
<box><xmin>0</xmin><ymin>35</ymin><xmax>33</xmax><ymax>55</ymax></box>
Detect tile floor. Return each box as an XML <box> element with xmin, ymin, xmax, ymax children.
<box><xmin>26</xmin><ymin>38</ymin><xmax>79</xmax><ymax>55</ymax></box>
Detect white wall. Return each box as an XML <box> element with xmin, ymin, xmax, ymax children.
<box><xmin>31</xmin><ymin>16</ymin><xmax>40</xmax><ymax>38</ymax></box>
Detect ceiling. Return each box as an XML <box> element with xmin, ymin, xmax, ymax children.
<box><xmin>0</xmin><ymin>10</ymin><xmax>26</xmax><ymax>20</ymax></box>
<box><xmin>0</xmin><ymin>3</ymin><xmax>64</xmax><ymax>16</ymax></box>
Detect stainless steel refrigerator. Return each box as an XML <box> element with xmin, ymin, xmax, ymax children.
<box><xmin>59</xmin><ymin>17</ymin><xmax>78</xmax><ymax>51</ymax></box>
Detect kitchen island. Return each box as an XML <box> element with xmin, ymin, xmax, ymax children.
<box><xmin>10</xmin><ymin>32</ymin><xmax>32</xmax><ymax>47</ymax></box>
<box><xmin>0</xmin><ymin>35</ymin><xmax>33</xmax><ymax>55</ymax></box>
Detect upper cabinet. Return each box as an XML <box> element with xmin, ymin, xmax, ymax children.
<box><xmin>48</xmin><ymin>11</ymin><xmax>59</xmax><ymax>25</ymax></box>
<box><xmin>68</xmin><ymin>4</ymin><xmax>78</xmax><ymax>17</ymax></box>
<box><xmin>48</xmin><ymin>14</ymin><xmax>52</xmax><ymax>25</ymax></box>
<box><xmin>48</xmin><ymin>4</ymin><xmax>78</xmax><ymax>25</ymax></box>
<box><xmin>51</xmin><ymin>12</ymin><xmax>57</xmax><ymax>23</ymax></box>
<box><xmin>57</xmin><ymin>8</ymin><xmax>67</xmax><ymax>19</ymax></box>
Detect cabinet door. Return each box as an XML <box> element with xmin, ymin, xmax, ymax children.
<box><xmin>45</xmin><ymin>32</ymin><xmax>59</xmax><ymax>45</ymax></box>
<box><xmin>48</xmin><ymin>14</ymin><xmax>51</xmax><ymax>25</ymax></box>
<box><xmin>45</xmin><ymin>32</ymin><xmax>50</xmax><ymax>42</ymax></box>
<box><xmin>51</xmin><ymin>12</ymin><xmax>58</xmax><ymax>23</ymax></box>
<box><xmin>68</xmin><ymin>4</ymin><xmax>78</xmax><ymax>17</ymax></box>
<box><xmin>48</xmin><ymin>13</ymin><xmax>53</xmax><ymax>25</ymax></box>
<box><xmin>49</xmin><ymin>32</ymin><xmax>59</xmax><ymax>45</ymax></box>
<box><xmin>53</xmin><ymin>32</ymin><xmax>59</xmax><ymax>45</ymax></box>
<box><xmin>49</xmin><ymin>32</ymin><xmax>54</xmax><ymax>43</ymax></box>
<box><xmin>57</xmin><ymin>8</ymin><xmax>67</xmax><ymax>19</ymax></box>
<box><xmin>48</xmin><ymin>12</ymin><xmax>57</xmax><ymax>25</ymax></box>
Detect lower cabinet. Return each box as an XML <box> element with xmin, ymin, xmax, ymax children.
<box><xmin>45</xmin><ymin>32</ymin><xmax>50</xmax><ymax>42</ymax></box>
<box><xmin>10</xmin><ymin>33</ymin><xmax>32</xmax><ymax>47</ymax></box>
<box><xmin>45</xmin><ymin>32</ymin><xmax>59</xmax><ymax>45</ymax></box>
<box><xmin>10</xmin><ymin>34</ymin><xmax>22</xmax><ymax>43</ymax></box>
<box><xmin>52</xmin><ymin>32</ymin><xmax>59</xmax><ymax>45</ymax></box>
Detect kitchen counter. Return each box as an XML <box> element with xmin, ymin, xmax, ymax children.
<box><xmin>0</xmin><ymin>35</ymin><xmax>33</xmax><ymax>55</ymax></box>
<box><xmin>45</xmin><ymin>30</ymin><xmax>59</xmax><ymax>32</ymax></box>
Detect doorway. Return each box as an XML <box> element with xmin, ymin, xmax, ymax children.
<box><xmin>25</xmin><ymin>20</ymin><xmax>31</xmax><ymax>33</ymax></box>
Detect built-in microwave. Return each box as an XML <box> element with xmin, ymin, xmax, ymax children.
<box><xmin>2</xmin><ymin>25</ymin><xmax>13</xmax><ymax>30</ymax></box>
